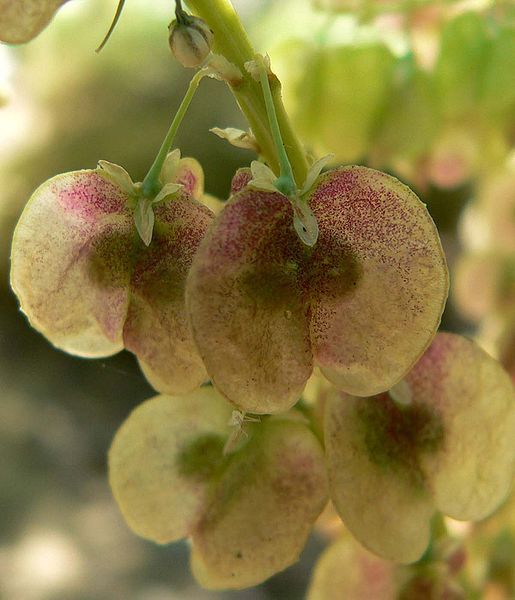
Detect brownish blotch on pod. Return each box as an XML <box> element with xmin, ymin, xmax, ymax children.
<box><xmin>325</xmin><ymin>332</ymin><xmax>515</xmax><ymax>563</ymax></box>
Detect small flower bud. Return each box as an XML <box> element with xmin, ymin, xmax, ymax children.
<box><xmin>169</xmin><ymin>16</ymin><xmax>214</xmax><ymax>68</ymax></box>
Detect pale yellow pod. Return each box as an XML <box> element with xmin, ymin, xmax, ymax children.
<box><xmin>0</xmin><ymin>0</ymin><xmax>69</xmax><ymax>43</ymax></box>
<box><xmin>108</xmin><ymin>388</ymin><xmax>232</xmax><ymax>544</ymax></box>
<box><xmin>187</xmin><ymin>166</ymin><xmax>448</xmax><ymax>414</ymax></box>
<box><xmin>11</xmin><ymin>164</ymin><xmax>213</xmax><ymax>395</ymax></box>
<box><xmin>307</xmin><ymin>534</ymin><xmax>399</xmax><ymax>600</ymax></box>
<box><xmin>325</xmin><ymin>389</ymin><xmax>435</xmax><ymax>563</ymax></box>
<box><xmin>413</xmin><ymin>333</ymin><xmax>515</xmax><ymax>521</ymax></box>
<box><xmin>10</xmin><ymin>171</ymin><xmax>133</xmax><ymax>357</ymax></box>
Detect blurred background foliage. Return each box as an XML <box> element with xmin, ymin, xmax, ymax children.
<box><xmin>0</xmin><ymin>0</ymin><xmax>513</xmax><ymax>598</ymax></box>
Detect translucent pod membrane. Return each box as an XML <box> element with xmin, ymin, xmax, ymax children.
<box><xmin>109</xmin><ymin>389</ymin><xmax>328</xmax><ymax>589</ymax></box>
<box><xmin>124</xmin><ymin>194</ymin><xmax>213</xmax><ymax>394</ymax></box>
<box><xmin>11</xmin><ymin>171</ymin><xmax>132</xmax><ymax>357</ymax></box>
<box><xmin>0</xmin><ymin>0</ymin><xmax>69</xmax><ymax>43</ymax></box>
<box><xmin>325</xmin><ymin>333</ymin><xmax>515</xmax><ymax>563</ymax></box>
<box><xmin>187</xmin><ymin>165</ymin><xmax>448</xmax><ymax>414</ymax></box>
<box><xmin>108</xmin><ymin>389</ymin><xmax>231</xmax><ymax>544</ymax></box>
<box><xmin>10</xmin><ymin>154</ymin><xmax>212</xmax><ymax>395</ymax></box>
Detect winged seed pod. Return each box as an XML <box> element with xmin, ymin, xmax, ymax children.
<box><xmin>108</xmin><ymin>387</ymin><xmax>328</xmax><ymax>589</ymax></box>
<box><xmin>10</xmin><ymin>152</ymin><xmax>211</xmax><ymax>395</ymax></box>
<box><xmin>187</xmin><ymin>165</ymin><xmax>448</xmax><ymax>414</ymax></box>
<box><xmin>325</xmin><ymin>332</ymin><xmax>515</xmax><ymax>564</ymax></box>
<box><xmin>0</xmin><ymin>0</ymin><xmax>69</xmax><ymax>44</ymax></box>
<box><xmin>308</xmin><ymin>533</ymin><xmax>466</xmax><ymax>600</ymax></box>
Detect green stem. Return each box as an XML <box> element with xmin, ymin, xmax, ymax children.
<box><xmin>257</xmin><ymin>56</ymin><xmax>296</xmax><ymax>196</ymax></box>
<box><xmin>185</xmin><ymin>0</ymin><xmax>308</xmax><ymax>184</ymax></box>
<box><xmin>141</xmin><ymin>69</ymin><xmax>204</xmax><ymax>197</ymax></box>
<box><xmin>96</xmin><ymin>0</ymin><xmax>126</xmax><ymax>53</ymax></box>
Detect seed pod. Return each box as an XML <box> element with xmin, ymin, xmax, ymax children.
<box><xmin>169</xmin><ymin>16</ymin><xmax>214</xmax><ymax>68</ymax></box>
<box><xmin>0</xmin><ymin>0</ymin><xmax>69</xmax><ymax>44</ymax></box>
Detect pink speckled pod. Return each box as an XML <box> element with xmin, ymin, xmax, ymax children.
<box><xmin>187</xmin><ymin>165</ymin><xmax>448</xmax><ymax>414</ymax></box>
<box><xmin>325</xmin><ymin>332</ymin><xmax>515</xmax><ymax>563</ymax></box>
<box><xmin>11</xmin><ymin>164</ymin><xmax>212</xmax><ymax>394</ymax></box>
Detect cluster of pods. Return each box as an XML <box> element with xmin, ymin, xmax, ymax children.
<box><xmin>10</xmin><ymin>152</ymin><xmax>515</xmax><ymax>588</ymax></box>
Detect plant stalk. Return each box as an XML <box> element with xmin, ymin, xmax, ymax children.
<box><xmin>141</xmin><ymin>69</ymin><xmax>205</xmax><ymax>197</ymax></box>
<box><xmin>185</xmin><ymin>0</ymin><xmax>308</xmax><ymax>184</ymax></box>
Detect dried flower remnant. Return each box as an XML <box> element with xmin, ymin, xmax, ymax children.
<box><xmin>10</xmin><ymin>152</ymin><xmax>212</xmax><ymax>394</ymax></box>
<box><xmin>108</xmin><ymin>388</ymin><xmax>328</xmax><ymax>589</ymax></box>
<box><xmin>187</xmin><ymin>165</ymin><xmax>448</xmax><ymax>414</ymax></box>
<box><xmin>325</xmin><ymin>333</ymin><xmax>515</xmax><ymax>563</ymax></box>
<box><xmin>0</xmin><ymin>0</ymin><xmax>70</xmax><ymax>43</ymax></box>
<box><xmin>169</xmin><ymin>15</ymin><xmax>214</xmax><ymax>68</ymax></box>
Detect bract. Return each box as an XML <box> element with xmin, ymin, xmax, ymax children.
<box><xmin>413</xmin><ymin>334</ymin><xmax>515</xmax><ymax>521</ymax></box>
<box><xmin>187</xmin><ymin>165</ymin><xmax>448</xmax><ymax>413</ymax></box>
<box><xmin>325</xmin><ymin>388</ymin><xmax>436</xmax><ymax>563</ymax></box>
<box><xmin>123</xmin><ymin>194</ymin><xmax>213</xmax><ymax>394</ymax></box>
<box><xmin>11</xmin><ymin>170</ymin><xmax>132</xmax><ymax>357</ymax></box>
